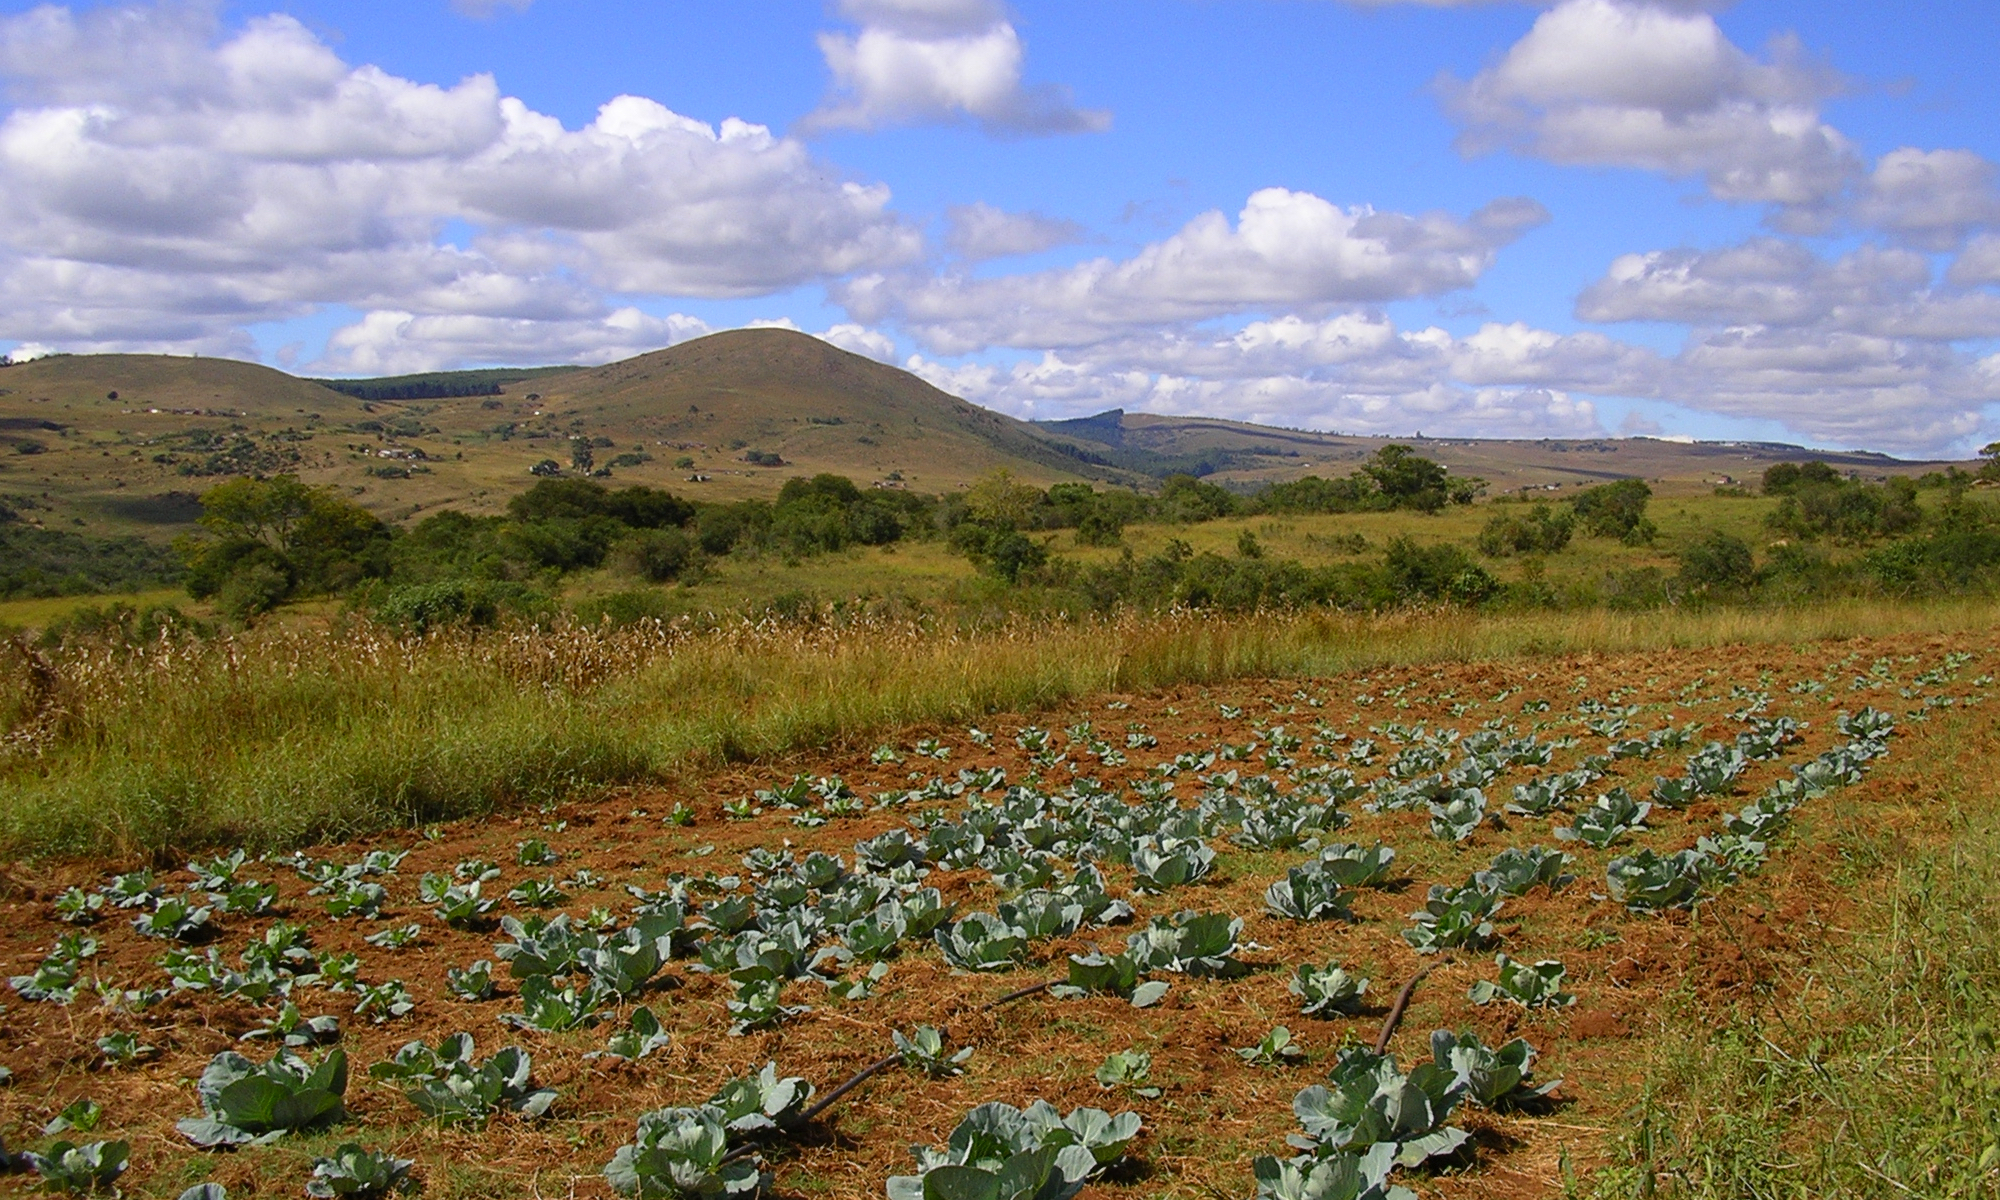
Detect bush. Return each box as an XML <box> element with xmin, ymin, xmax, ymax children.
<box><xmin>217</xmin><ymin>562</ymin><xmax>292</xmax><ymax>622</ymax></box>
<box><xmin>1678</xmin><ymin>531</ymin><xmax>1756</xmax><ymax>595</ymax></box>
<box><xmin>1384</xmin><ymin>538</ymin><xmax>1497</xmax><ymax>605</ymax></box>
<box><xmin>370</xmin><ymin>579</ymin><xmax>543</xmax><ymax>632</ymax></box>
<box><xmin>1477</xmin><ymin>503</ymin><xmax>1574</xmax><ymax>556</ymax></box>
<box><xmin>613</xmin><ymin>528</ymin><xmax>697</xmax><ymax>583</ymax></box>
<box><xmin>1569</xmin><ymin>480</ymin><xmax>1656</xmax><ymax>544</ymax></box>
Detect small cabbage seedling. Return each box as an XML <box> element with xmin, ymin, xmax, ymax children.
<box><xmin>594</xmin><ymin>1007</ymin><xmax>673</xmax><ymax>1062</ymax></box>
<box><xmin>445</xmin><ymin>960</ymin><xmax>496</xmax><ymax>1002</ymax></box>
<box><xmin>353</xmin><ymin>981</ymin><xmax>415</xmax><ymax>1024</ymax></box>
<box><xmin>1237</xmin><ymin>1026</ymin><xmax>1306</xmax><ymax>1067</ymax></box>
<box><xmin>25</xmin><ymin>1139</ymin><xmax>128</xmax><ymax>1194</ymax></box>
<box><xmin>54</xmin><ymin>888</ymin><xmax>104</xmax><ymax>926</ymax></box>
<box><xmin>502</xmin><ymin>976</ymin><xmax>600</xmax><ymax>1033</ymax></box>
<box><xmin>362</xmin><ymin>924</ymin><xmax>421</xmax><ymax>950</ymax></box>
<box><xmin>895</xmin><ymin>1025</ymin><xmax>972</xmax><ymax>1078</ymax></box>
<box><xmin>242</xmin><ymin>1002</ymin><xmax>340</xmax><ymax>1048</ymax></box>
<box><xmin>306</xmin><ymin>1144</ymin><xmax>416</xmax><ymax>1199</ymax></box>
<box><xmin>44</xmin><ymin>1098</ymin><xmax>103</xmax><ymax>1135</ymax></box>
<box><xmin>1094</xmin><ymin>1050</ymin><xmax>1161</xmax><ymax>1099</ymax></box>
<box><xmin>134</xmin><ymin>895</ymin><xmax>213</xmax><ymax>941</ymax></box>
<box><xmin>96</xmin><ymin>1032</ymin><xmax>155</xmax><ymax>1066</ymax></box>
<box><xmin>706</xmin><ymin>1062</ymin><xmax>814</xmax><ymax>1134</ymax></box>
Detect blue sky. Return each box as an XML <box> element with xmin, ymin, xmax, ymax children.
<box><xmin>1</xmin><ymin>0</ymin><xmax>1996</xmax><ymax>456</ymax></box>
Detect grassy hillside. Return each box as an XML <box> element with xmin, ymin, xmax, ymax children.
<box><xmin>0</xmin><ymin>332</ymin><xmax>1125</xmax><ymax>551</ymax></box>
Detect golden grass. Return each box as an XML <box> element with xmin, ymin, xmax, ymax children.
<box><xmin>6</xmin><ymin>596</ymin><xmax>1996</xmax><ymax>860</ymax></box>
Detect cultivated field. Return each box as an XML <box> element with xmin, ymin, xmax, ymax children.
<box><xmin>4</xmin><ymin>623</ymin><xmax>1996</xmax><ymax>1199</ymax></box>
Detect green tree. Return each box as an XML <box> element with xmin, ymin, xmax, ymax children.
<box><xmin>181</xmin><ymin>476</ymin><xmax>388</xmax><ymax>613</ymax></box>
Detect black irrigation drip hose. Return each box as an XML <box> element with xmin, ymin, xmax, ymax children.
<box><xmin>981</xmin><ymin>979</ymin><xmax>1060</xmax><ymax>1011</ymax></box>
<box><xmin>798</xmin><ymin>1053</ymin><xmax>901</xmax><ymax>1124</ymax></box>
<box><xmin>1374</xmin><ymin>958</ymin><xmax>1447</xmax><ymax>1056</ymax></box>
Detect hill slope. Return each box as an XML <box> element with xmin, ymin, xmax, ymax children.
<box><xmin>0</xmin><ymin>332</ymin><xmax>1118</xmax><ymax>541</ymax></box>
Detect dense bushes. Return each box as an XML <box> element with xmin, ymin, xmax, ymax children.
<box><xmin>0</xmin><ymin>521</ymin><xmax>183</xmax><ymax>599</ymax></box>
<box><xmin>1478</xmin><ymin>503</ymin><xmax>1574</xmax><ymax>556</ymax></box>
<box><xmin>1763</xmin><ymin>465</ymin><xmax>1922</xmax><ymax>542</ymax></box>
<box><xmin>1569</xmin><ymin>480</ymin><xmax>1656</xmax><ymax>544</ymax></box>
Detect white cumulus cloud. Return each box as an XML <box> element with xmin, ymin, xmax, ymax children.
<box><xmin>944</xmin><ymin>202</ymin><xmax>1083</xmax><ymax>260</ymax></box>
<box><xmin>1445</xmin><ymin>0</ymin><xmax>1858</xmax><ymax>211</ymax></box>
<box><xmin>0</xmin><ymin>4</ymin><xmax>920</xmax><ymax>359</ymax></box>
<box><xmin>843</xmin><ymin>189</ymin><xmax>1548</xmax><ymax>354</ymax></box>
<box><xmin>801</xmin><ymin>0</ymin><xmax>1108</xmax><ymax>135</ymax></box>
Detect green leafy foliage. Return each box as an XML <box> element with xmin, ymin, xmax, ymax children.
<box><xmin>53</xmin><ymin>888</ymin><xmax>104</xmax><ymax>926</ymax></box>
<box><xmin>1606</xmin><ymin>848</ymin><xmax>1715</xmax><ymax>911</ymax></box>
<box><xmin>936</xmin><ymin>912</ymin><xmax>1029</xmax><ymax>973</ymax></box>
<box><xmin>306</xmin><ymin>1145</ymin><xmax>416</xmax><ymax>1198</ymax></box>
<box><xmin>1313</xmin><ymin>843</ymin><xmax>1396</xmax><ymax>888</ymax></box>
<box><xmin>1428</xmin><ymin>1030</ymin><xmax>1559</xmax><ymax>1110</ymax></box>
<box><xmin>1265</xmin><ymin>864</ymin><xmax>1354</xmax><ymax>922</ymax></box>
<box><xmin>596</xmin><ymin>1008</ymin><xmax>673</xmax><ymax>1063</ymax></box>
<box><xmin>242</xmin><ymin>1002</ymin><xmax>340</xmax><ymax>1048</ymax></box>
<box><xmin>1287</xmin><ymin>1048</ymin><xmax>1468</xmax><ymax>1170</ymax></box>
<box><xmin>177</xmin><ymin>1048</ymin><xmax>348</xmax><ymax>1146</ymax></box>
<box><xmin>1291</xmin><ymin>963</ymin><xmax>1369</xmax><ymax>1018</ymax></box>
<box><xmin>420</xmin><ymin>874</ymin><xmax>496</xmax><ymax>929</ymax></box>
<box><xmin>896</xmin><ymin>1026</ymin><xmax>973</xmax><ymax>1078</ymax></box>
<box><xmin>353</xmin><ymin>980</ymin><xmax>415</xmax><ymax>1023</ymax></box>
<box><xmin>24</xmin><ymin>1139</ymin><xmax>128</xmax><ymax>1194</ymax></box>
<box><xmin>1238</xmin><ymin>1027</ymin><xmax>1308</xmax><ymax>1068</ymax></box>
<box><xmin>888</xmin><ymin>1100</ymin><xmax>1141</xmax><ymax>1200</ymax></box>
<box><xmin>1093</xmin><ymin>1050</ymin><xmax>1161</xmax><ymax>1099</ymax></box>
<box><xmin>396</xmin><ymin>1040</ymin><xmax>558</xmax><ymax>1126</ymax></box>
<box><xmin>604</xmin><ymin>1108</ymin><xmax>759</xmax><ymax>1199</ymax></box>
<box><xmin>44</xmin><ymin>1099</ymin><xmax>103</xmax><ymax>1135</ymax></box>
<box><xmin>1466</xmin><ymin>955</ymin><xmax>1574</xmax><ymax>1008</ymax></box>
<box><xmin>133</xmin><ymin>895</ymin><xmax>214</xmax><ymax>941</ymax></box>
<box><xmin>1401</xmin><ymin>884</ymin><xmax>1500</xmax><ymax>954</ymax></box>
<box><xmin>435</xmin><ymin>959</ymin><xmax>491</xmax><ymax>1001</ymax></box>
<box><xmin>1123</xmin><ymin>911</ymin><xmax>1244</xmax><ymax>978</ymax></box>
<box><xmin>1472</xmin><ymin>847</ymin><xmax>1572</xmax><ymax>897</ymax></box>
<box><xmin>1555</xmin><ymin>790</ymin><xmax>1650</xmax><ymax>848</ymax></box>
<box><xmin>501</xmin><ymin>976</ymin><xmax>599</xmax><ymax>1032</ymax></box>
<box><xmin>1051</xmin><ymin>952</ymin><xmax>1170</xmax><ymax>1008</ymax></box>
<box><xmin>1426</xmin><ymin>788</ymin><xmax>1487</xmax><ymax>843</ymax></box>
<box><xmin>705</xmin><ymin>1062</ymin><xmax>814</xmax><ymax>1135</ymax></box>
<box><xmin>1129</xmin><ymin>836</ymin><xmax>1216</xmax><ymax>893</ymax></box>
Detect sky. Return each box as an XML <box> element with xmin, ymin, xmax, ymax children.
<box><xmin>0</xmin><ymin>1</ymin><xmax>1997</xmax><ymax>458</ymax></box>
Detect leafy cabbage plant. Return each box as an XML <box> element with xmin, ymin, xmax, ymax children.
<box><xmin>886</xmin><ymin>1100</ymin><xmax>1141</xmax><ymax>1200</ymax></box>
<box><xmin>178</xmin><ymin>1048</ymin><xmax>348</xmax><ymax>1146</ymax></box>
<box><xmin>1291</xmin><ymin>963</ymin><xmax>1369</xmax><ymax>1018</ymax></box>
<box><xmin>604</xmin><ymin>1107</ymin><xmax>759</xmax><ymax>1199</ymax></box>
<box><xmin>1466</xmin><ymin>955</ymin><xmax>1573</xmax><ymax>1008</ymax></box>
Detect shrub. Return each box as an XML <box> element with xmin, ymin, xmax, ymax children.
<box><xmin>1677</xmin><ymin>531</ymin><xmax>1756</xmax><ymax>595</ymax></box>
<box><xmin>1570</xmin><ymin>479</ymin><xmax>1656</xmax><ymax>543</ymax></box>
<box><xmin>613</xmin><ymin>528</ymin><xmax>697</xmax><ymax>583</ymax></box>
<box><xmin>1477</xmin><ymin>503</ymin><xmax>1574</xmax><ymax>556</ymax></box>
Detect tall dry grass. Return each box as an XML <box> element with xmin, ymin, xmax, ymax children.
<box><xmin>4</xmin><ymin>598</ymin><xmax>1996</xmax><ymax>858</ymax></box>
